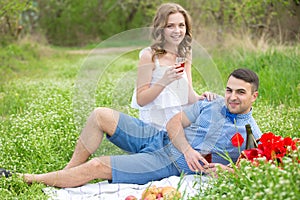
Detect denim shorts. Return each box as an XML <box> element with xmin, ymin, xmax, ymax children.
<box><xmin>107</xmin><ymin>113</ymin><xmax>180</xmax><ymax>184</ymax></box>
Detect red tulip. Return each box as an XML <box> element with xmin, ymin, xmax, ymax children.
<box><xmin>231</xmin><ymin>132</ymin><xmax>244</xmax><ymax>147</ymax></box>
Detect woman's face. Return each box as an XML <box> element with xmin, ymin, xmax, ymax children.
<box><xmin>163</xmin><ymin>12</ymin><xmax>186</xmax><ymax>47</ymax></box>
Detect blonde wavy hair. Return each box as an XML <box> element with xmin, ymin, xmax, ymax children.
<box><xmin>150</xmin><ymin>3</ymin><xmax>192</xmax><ymax>60</ymax></box>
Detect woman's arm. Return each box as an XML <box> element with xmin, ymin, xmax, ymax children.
<box><xmin>185</xmin><ymin>54</ymin><xmax>217</xmax><ymax>103</ymax></box>
<box><xmin>184</xmin><ymin>55</ymin><xmax>198</xmax><ymax>104</ymax></box>
<box><xmin>136</xmin><ymin>50</ymin><xmax>182</xmax><ymax>106</ymax></box>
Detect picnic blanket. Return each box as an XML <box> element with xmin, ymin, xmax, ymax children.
<box><xmin>43</xmin><ymin>175</ymin><xmax>211</xmax><ymax>200</ymax></box>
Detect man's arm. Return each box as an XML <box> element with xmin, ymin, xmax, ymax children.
<box><xmin>166</xmin><ymin>111</ymin><xmax>209</xmax><ymax>172</ymax></box>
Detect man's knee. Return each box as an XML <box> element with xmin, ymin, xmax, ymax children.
<box><xmin>93</xmin><ymin>107</ymin><xmax>109</xmax><ymax>119</ymax></box>
<box><xmin>89</xmin><ymin>157</ymin><xmax>105</xmax><ymax>168</ymax></box>
<box><xmin>88</xmin><ymin>156</ymin><xmax>112</xmax><ymax>179</ymax></box>
<box><xmin>93</xmin><ymin>107</ymin><xmax>119</xmax><ymax>135</ymax></box>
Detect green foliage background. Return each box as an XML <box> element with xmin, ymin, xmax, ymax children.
<box><xmin>1</xmin><ymin>0</ymin><xmax>300</xmax><ymax>46</ymax></box>
<box><xmin>0</xmin><ymin>41</ymin><xmax>299</xmax><ymax>199</ymax></box>
<box><xmin>0</xmin><ymin>0</ymin><xmax>299</xmax><ymax>199</ymax></box>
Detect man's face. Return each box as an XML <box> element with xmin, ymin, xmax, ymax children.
<box><xmin>225</xmin><ymin>76</ymin><xmax>258</xmax><ymax>114</ymax></box>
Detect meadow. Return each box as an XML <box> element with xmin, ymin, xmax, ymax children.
<box><xmin>0</xmin><ymin>41</ymin><xmax>299</xmax><ymax>199</ymax></box>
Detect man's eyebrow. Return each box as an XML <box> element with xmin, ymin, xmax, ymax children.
<box><xmin>226</xmin><ymin>87</ymin><xmax>246</xmax><ymax>92</ymax></box>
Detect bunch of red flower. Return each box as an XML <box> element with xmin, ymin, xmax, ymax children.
<box><xmin>240</xmin><ymin>132</ymin><xmax>299</xmax><ymax>166</ymax></box>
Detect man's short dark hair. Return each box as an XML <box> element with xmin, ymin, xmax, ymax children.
<box><xmin>229</xmin><ymin>68</ymin><xmax>259</xmax><ymax>92</ymax></box>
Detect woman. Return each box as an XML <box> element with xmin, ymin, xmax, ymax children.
<box><xmin>131</xmin><ymin>3</ymin><xmax>215</xmax><ymax>130</ymax></box>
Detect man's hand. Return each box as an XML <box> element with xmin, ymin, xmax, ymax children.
<box><xmin>183</xmin><ymin>147</ymin><xmax>209</xmax><ymax>172</ymax></box>
<box><xmin>203</xmin><ymin>163</ymin><xmax>234</xmax><ymax>177</ymax></box>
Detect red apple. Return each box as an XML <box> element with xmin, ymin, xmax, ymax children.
<box><xmin>124</xmin><ymin>195</ymin><xmax>137</xmax><ymax>200</ymax></box>
<box><xmin>157</xmin><ymin>193</ymin><xmax>162</xmax><ymax>198</ymax></box>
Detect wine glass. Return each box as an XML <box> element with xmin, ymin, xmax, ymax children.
<box><xmin>175</xmin><ymin>57</ymin><xmax>185</xmax><ymax>87</ymax></box>
<box><xmin>175</xmin><ymin>57</ymin><xmax>185</xmax><ymax>72</ymax></box>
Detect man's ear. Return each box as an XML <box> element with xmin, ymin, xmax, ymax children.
<box><xmin>251</xmin><ymin>91</ymin><xmax>258</xmax><ymax>102</ymax></box>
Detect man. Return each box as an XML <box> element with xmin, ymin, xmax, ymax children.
<box><xmin>1</xmin><ymin>68</ymin><xmax>261</xmax><ymax>188</ymax></box>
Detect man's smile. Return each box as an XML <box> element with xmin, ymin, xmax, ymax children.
<box><xmin>228</xmin><ymin>101</ymin><xmax>240</xmax><ymax>108</ymax></box>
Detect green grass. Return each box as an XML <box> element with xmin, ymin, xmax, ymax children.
<box><xmin>0</xmin><ymin>42</ymin><xmax>299</xmax><ymax>199</ymax></box>
<box><xmin>193</xmin><ymin>151</ymin><xmax>300</xmax><ymax>200</ymax></box>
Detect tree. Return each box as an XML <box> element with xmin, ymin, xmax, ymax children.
<box><xmin>185</xmin><ymin>0</ymin><xmax>299</xmax><ymax>45</ymax></box>
<box><xmin>0</xmin><ymin>0</ymin><xmax>30</xmax><ymax>44</ymax></box>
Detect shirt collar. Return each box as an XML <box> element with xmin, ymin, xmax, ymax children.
<box><xmin>222</xmin><ymin>106</ymin><xmax>253</xmax><ymax>123</ymax></box>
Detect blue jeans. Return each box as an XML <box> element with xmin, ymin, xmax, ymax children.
<box><xmin>107</xmin><ymin>113</ymin><xmax>180</xmax><ymax>184</ymax></box>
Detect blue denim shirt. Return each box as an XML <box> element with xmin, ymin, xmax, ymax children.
<box><xmin>169</xmin><ymin>97</ymin><xmax>262</xmax><ymax>174</ymax></box>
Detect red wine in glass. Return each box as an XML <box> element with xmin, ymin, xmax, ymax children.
<box><xmin>175</xmin><ymin>57</ymin><xmax>185</xmax><ymax>73</ymax></box>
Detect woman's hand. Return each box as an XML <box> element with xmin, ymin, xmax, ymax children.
<box><xmin>198</xmin><ymin>91</ymin><xmax>217</xmax><ymax>101</ymax></box>
<box><xmin>158</xmin><ymin>65</ymin><xmax>184</xmax><ymax>87</ymax></box>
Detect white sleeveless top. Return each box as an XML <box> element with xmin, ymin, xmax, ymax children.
<box><xmin>131</xmin><ymin>47</ymin><xmax>189</xmax><ymax>130</ymax></box>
